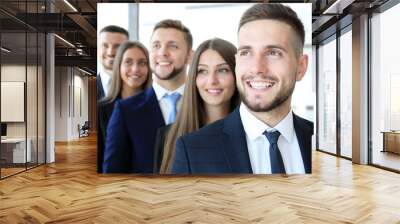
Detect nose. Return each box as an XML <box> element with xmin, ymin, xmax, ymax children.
<box><xmin>249</xmin><ymin>54</ymin><xmax>268</xmax><ymax>75</ymax></box>
<box><xmin>130</xmin><ymin>63</ymin><xmax>140</xmax><ymax>73</ymax></box>
<box><xmin>157</xmin><ymin>45</ymin><xmax>168</xmax><ymax>57</ymax></box>
<box><xmin>107</xmin><ymin>46</ymin><xmax>116</xmax><ymax>56</ymax></box>
<box><xmin>206</xmin><ymin>72</ymin><xmax>219</xmax><ymax>86</ymax></box>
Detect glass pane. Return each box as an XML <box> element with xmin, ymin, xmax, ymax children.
<box><xmin>38</xmin><ymin>32</ymin><xmax>45</xmax><ymax>165</ymax></box>
<box><xmin>317</xmin><ymin>37</ymin><xmax>337</xmax><ymax>154</ymax></box>
<box><xmin>27</xmin><ymin>31</ymin><xmax>38</xmax><ymax>169</ymax></box>
<box><xmin>371</xmin><ymin>4</ymin><xmax>400</xmax><ymax>171</ymax></box>
<box><xmin>339</xmin><ymin>29</ymin><xmax>352</xmax><ymax>158</ymax></box>
<box><xmin>1</xmin><ymin>30</ymin><xmax>27</xmax><ymax>177</ymax></box>
<box><xmin>292</xmin><ymin>46</ymin><xmax>315</xmax><ymax>122</ymax></box>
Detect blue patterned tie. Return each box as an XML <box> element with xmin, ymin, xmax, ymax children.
<box><xmin>264</xmin><ymin>130</ymin><xmax>286</xmax><ymax>174</ymax></box>
<box><xmin>164</xmin><ymin>93</ymin><xmax>181</xmax><ymax>124</ymax></box>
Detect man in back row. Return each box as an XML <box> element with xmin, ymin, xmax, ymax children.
<box><xmin>172</xmin><ymin>3</ymin><xmax>313</xmax><ymax>174</ymax></box>
<box><xmin>97</xmin><ymin>25</ymin><xmax>129</xmax><ymax>100</ymax></box>
<box><xmin>103</xmin><ymin>20</ymin><xmax>193</xmax><ymax>173</ymax></box>
<box><xmin>97</xmin><ymin>25</ymin><xmax>129</xmax><ymax>173</ymax></box>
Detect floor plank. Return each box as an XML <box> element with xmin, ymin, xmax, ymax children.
<box><xmin>1</xmin><ymin>134</ymin><xmax>400</xmax><ymax>223</ymax></box>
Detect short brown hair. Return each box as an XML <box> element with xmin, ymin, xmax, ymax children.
<box><xmin>153</xmin><ymin>19</ymin><xmax>193</xmax><ymax>50</ymax></box>
<box><xmin>100</xmin><ymin>25</ymin><xmax>129</xmax><ymax>38</ymax></box>
<box><xmin>239</xmin><ymin>3</ymin><xmax>305</xmax><ymax>55</ymax></box>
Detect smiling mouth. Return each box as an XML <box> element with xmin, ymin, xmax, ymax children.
<box><xmin>246</xmin><ymin>80</ymin><xmax>275</xmax><ymax>90</ymax></box>
<box><xmin>127</xmin><ymin>74</ymin><xmax>141</xmax><ymax>79</ymax></box>
<box><xmin>157</xmin><ymin>61</ymin><xmax>172</xmax><ymax>66</ymax></box>
<box><xmin>206</xmin><ymin>89</ymin><xmax>223</xmax><ymax>94</ymax></box>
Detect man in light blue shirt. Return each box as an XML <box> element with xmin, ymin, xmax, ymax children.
<box><xmin>104</xmin><ymin>19</ymin><xmax>193</xmax><ymax>173</ymax></box>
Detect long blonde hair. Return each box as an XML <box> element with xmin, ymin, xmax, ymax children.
<box><xmin>101</xmin><ymin>41</ymin><xmax>152</xmax><ymax>105</ymax></box>
<box><xmin>159</xmin><ymin>38</ymin><xmax>239</xmax><ymax>173</ymax></box>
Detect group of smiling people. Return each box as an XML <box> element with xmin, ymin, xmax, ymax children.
<box><xmin>98</xmin><ymin>3</ymin><xmax>313</xmax><ymax>175</ymax></box>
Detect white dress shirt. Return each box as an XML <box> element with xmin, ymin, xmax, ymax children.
<box><xmin>239</xmin><ymin>103</ymin><xmax>305</xmax><ymax>174</ymax></box>
<box><xmin>152</xmin><ymin>81</ymin><xmax>185</xmax><ymax>124</ymax></box>
<box><xmin>99</xmin><ymin>68</ymin><xmax>111</xmax><ymax>97</ymax></box>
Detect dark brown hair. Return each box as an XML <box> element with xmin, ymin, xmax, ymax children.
<box><xmin>239</xmin><ymin>3</ymin><xmax>305</xmax><ymax>55</ymax></box>
<box><xmin>100</xmin><ymin>25</ymin><xmax>129</xmax><ymax>38</ymax></box>
<box><xmin>153</xmin><ymin>19</ymin><xmax>193</xmax><ymax>51</ymax></box>
<box><xmin>160</xmin><ymin>38</ymin><xmax>239</xmax><ymax>173</ymax></box>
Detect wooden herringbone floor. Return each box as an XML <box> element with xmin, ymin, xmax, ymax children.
<box><xmin>1</xmin><ymin>134</ymin><xmax>400</xmax><ymax>223</ymax></box>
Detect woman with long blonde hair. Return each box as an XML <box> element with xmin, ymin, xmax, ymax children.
<box><xmin>155</xmin><ymin>38</ymin><xmax>239</xmax><ymax>174</ymax></box>
<box><xmin>98</xmin><ymin>41</ymin><xmax>152</xmax><ymax>173</ymax></box>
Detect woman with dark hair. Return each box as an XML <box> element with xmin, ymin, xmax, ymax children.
<box><xmin>155</xmin><ymin>38</ymin><xmax>239</xmax><ymax>174</ymax></box>
<box><xmin>98</xmin><ymin>41</ymin><xmax>152</xmax><ymax>173</ymax></box>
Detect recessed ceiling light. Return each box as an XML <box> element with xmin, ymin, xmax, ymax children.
<box><xmin>1</xmin><ymin>47</ymin><xmax>11</xmax><ymax>53</ymax></box>
<box><xmin>54</xmin><ymin>34</ymin><xmax>75</xmax><ymax>48</ymax></box>
<box><xmin>63</xmin><ymin>0</ymin><xmax>78</xmax><ymax>12</ymax></box>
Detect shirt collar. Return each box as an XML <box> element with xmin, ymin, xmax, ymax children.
<box><xmin>239</xmin><ymin>103</ymin><xmax>294</xmax><ymax>143</ymax></box>
<box><xmin>152</xmin><ymin>81</ymin><xmax>185</xmax><ymax>100</ymax></box>
<box><xmin>99</xmin><ymin>68</ymin><xmax>111</xmax><ymax>86</ymax></box>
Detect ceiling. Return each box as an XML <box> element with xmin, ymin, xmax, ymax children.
<box><xmin>0</xmin><ymin>0</ymin><xmax>395</xmax><ymax>75</ymax></box>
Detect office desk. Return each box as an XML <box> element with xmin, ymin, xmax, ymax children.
<box><xmin>382</xmin><ymin>131</ymin><xmax>400</xmax><ymax>154</ymax></box>
<box><xmin>1</xmin><ymin>138</ymin><xmax>32</xmax><ymax>163</ymax></box>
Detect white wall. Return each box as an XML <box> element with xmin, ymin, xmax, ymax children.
<box><xmin>54</xmin><ymin>67</ymin><xmax>89</xmax><ymax>141</ymax></box>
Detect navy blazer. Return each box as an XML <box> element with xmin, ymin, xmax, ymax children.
<box><xmin>96</xmin><ymin>73</ymin><xmax>105</xmax><ymax>101</ymax></box>
<box><xmin>103</xmin><ymin>87</ymin><xmax>165</xmax><ymax>173</ymax></box>
<box><xmin>153</xmin><ymin>124</ymin><xmax>172</xmax><ymax>173</ymax></box>
<box><xmin>171</xmin><ymin>108</ymin><xmax>313</xmax><ymax>174</ymax></box>
<box><xmin>97</xmin><ymin>99</ymin><xmax>116</xmax><ymax>173</ymax></box>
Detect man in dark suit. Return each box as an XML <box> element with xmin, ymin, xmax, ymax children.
<box><xmin>172</xmin><ymin>3</ymin><xmax>313</xmax><ymax>174</ymax></box>
<box><xmin>97</xmin><ymin>25</ymin><xmax>128</xmax><ymax>173</ymax></box>
<box><xmin>97</xmin><ymin>25</ymin><xmax>129</xmax><ymax>101</ymax></box>
<box><xmin>103</xmin><ymin>20</ymin><xmax>193</xmax><ymax>173</ymax></box>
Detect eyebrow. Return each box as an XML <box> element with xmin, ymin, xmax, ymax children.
<box><xmin>198</xmin><ymin>62</ymin><xmax>229</xmax><ymax>67</ymax></box>
<box><xmin>152</xmin><ymin>40</ymin><xmax>177</xmax><ymax>44</ymax></box>
<box><xmin>238</xmin><ymin>44</ymin><xmax>288</xmax><ymax>53</ymax></box>
<box><xmin>123</xmin><ymin>58</ymin><xmax>147</xmax><ymax>61</ymax></box>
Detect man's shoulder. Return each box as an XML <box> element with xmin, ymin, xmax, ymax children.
<box><xmin>293</xmin><ymin>113</ymin><xmax>314</xmax><ymax>133</ymax></box>
<box><xmin>177</xmin><ymin>119</ymin><xmax>226</xmax><ymax>149</ymax></box>
<box><xmin>191</xmin><ymin>119</ymin><xmax>226</xmax><ymax>137</ymax></box>
<box><xmin>180</xmin><ymin>111</ymin><xmax>238</xmax><ymax>143</ymax></box>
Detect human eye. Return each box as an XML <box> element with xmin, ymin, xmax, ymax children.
<box><xmin>123</xmin><ymin>59</ymin><xmax>133</xmax><ymax>66</ymax></box>
<box><xmin>267</xmin><ymin>49</ymin><xmax>283</xmax><ymax>57</ymax></box>
<box><xmin>238</xmin><ymin>49</ymin><xmax>250</xmax><ymax>57</ymax></box>
<box><xmin>218</xmin><ymin>67</ymin><xmax>230</xmax><ymax>74</ymax></box>
<box><xmin>138</xmin><ymin>60</ymin><xmax>147</xmax><ymax>66</ymax></box>
<box><xmin>197</xmin><ymin>68</ymin><xmax>208</xmax><ymax>75</ymax></box>
<box><xmin>169</xmin><ymin>43</ymin><xmax>178</xmax><ymax>50</ymax></box>
<box><xmin>152</xmin><ymin>42</ymin><xmax>160</xmax><ymax>49</ymax></box>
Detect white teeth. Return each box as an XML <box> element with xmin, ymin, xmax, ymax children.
<box><xmin>207</xmin><ymin>89</ymin><xmax>222</xmax><ymax>94</ymax></box>
<box><xmin>249</xmin><ymin>81</ymin><xmax>274</xmax><ymax>89</ymax></box>
<box><xmin>158</xmin><ymin>62</ymin><xmax>171</xmax><ymax>66</ymax></box>
<box><xmin>128</xmin><ymin>75</ymin><xmax>140</xmax><ymax>79</ymax></box>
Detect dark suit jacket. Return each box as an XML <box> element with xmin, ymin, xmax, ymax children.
<box><xmin>153</xmin><ymin>124</ymin><xmax>172</xmax><ymax>173</ymax></box>
<box><xmin>96</xmin><ymin>73</ymin><xmax>105</xmax><ymax>101</ymax></box>
<box><xmin>97</xmin><ymin>98</ymin><xmax>117</xmax><ymax>173</ymax></box>
<box><xmin>103</xmin><ymin>87</ymin><xmax>165</xmax><ymax>173</ymax></box>
<box><xmin>171</xmin><ymin>108</ymin><xmax>313</xmax><ymax>174</ymax></box>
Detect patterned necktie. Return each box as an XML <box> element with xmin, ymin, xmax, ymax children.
<box><xmin>164</xmin><ymin>93</ymin><xmax>181</xmax><ymax>124</ymax></box>
<box><xmin>264</xmin><ymin>130</ymin><xmax>286</xmax><ymax>174</ymax></box>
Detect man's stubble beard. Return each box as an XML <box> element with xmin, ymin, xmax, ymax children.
<box><xmin>239</xmin><ymin>81</ymin><xmax>295</xmax><ymax>113</ymax></box>
<box><xmin>153</xmin><ymin>65</ymin><xmax>185</xmax><ymax>81</ymax></box>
